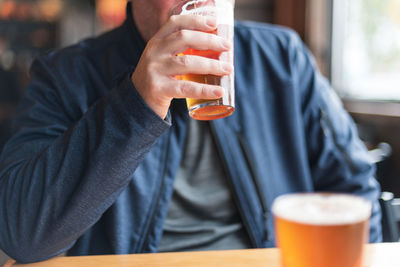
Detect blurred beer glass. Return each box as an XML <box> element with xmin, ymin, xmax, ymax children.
<box><xmin>170</xmin><ymin>0</ymin><xmax>235</xmax><ymax>120</ymax></box>
<box><xmin>272</xmin><ymin>193</ymin><xmax>371</xmax><ymax>267</ymax></box>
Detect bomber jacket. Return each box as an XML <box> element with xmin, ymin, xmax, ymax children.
<box><xmin>0</xmin><ymin>3</ymin><xmax>381</xmax><ymax>263</ymax></box>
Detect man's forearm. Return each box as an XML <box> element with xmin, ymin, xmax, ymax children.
<box><xmin>0</xmin><ymin>73</ymin><xmax>169</xmax><ymax>263</ymax></box>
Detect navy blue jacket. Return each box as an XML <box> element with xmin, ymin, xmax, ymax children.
<box><xmin>0</xmin><ymin>4</ymin><xmax>381</xmax><ymax>263</ymax></box>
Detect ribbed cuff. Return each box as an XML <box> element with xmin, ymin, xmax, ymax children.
<box><xmin>111</xmin><ymin>73</ymin><xmax>171</xmax><ymax>138</ymax></box>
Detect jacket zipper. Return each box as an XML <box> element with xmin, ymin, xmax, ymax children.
<box><xmin>209</xmin><ymin>122</ymin><xmax>259</xmax><ymax>248</ymax></box>
<box><xmin>236</xmin><ymin>132</ymin><xmax>270</xmax><ymax>242</ymax></box>
<box><xmin>139</xmin><ymin>129</ymin><xmax>172</xmax><ymax>252</ymax></box>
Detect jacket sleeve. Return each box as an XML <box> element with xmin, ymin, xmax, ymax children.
<box><xmin>0</xmin><ymin>58</ymin><xmax>170</xmax><ymax>263</ymax></box>
<box><xmin>289</xmin><ymin>33</ymin><xmax>382</xmax><ymax>242</ymax></box>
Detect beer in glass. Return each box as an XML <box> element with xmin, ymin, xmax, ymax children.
<box><xmin>272</xmin><ymin>193</ymin><xmax>371</xmax><ymax>267</ymax></box>
<box><xmin>171</xmin><ymin>0</ymin><xmax>235</xmax><ymax>120</ymax></box>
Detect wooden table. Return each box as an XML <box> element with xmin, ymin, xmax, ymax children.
<box><xmin>4</xmin><ymin>243</ymin><xmax>400</xmax><ymax>267</ymax></box>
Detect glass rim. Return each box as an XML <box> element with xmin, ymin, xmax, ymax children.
<box><xmin>272</xmin><ymin>192</ymin><xmax>372</xmax><ymax>226</ymax></box>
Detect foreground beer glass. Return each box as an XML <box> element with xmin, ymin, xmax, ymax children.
<box><xmin>272</xmin><ymin>193</ymin><xmax>371</xmax><ymax>267</ymax></box>
<box><xmin>170</xmin><ymin>0</ymin><xmax>235</xmax><ymax>120</ymax></box>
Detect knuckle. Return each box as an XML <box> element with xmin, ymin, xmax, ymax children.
<box><xmin>178</xmin><ymin>82</ymin><xmax>191</xmax><ymax>96</ymax></box>
<box><xmin>176</xmin><ymin>29</ymin><xmax>189</xmax><ymax>41</ymax></box>
<box><xmin>175</xmin><ymin>55</ymin><xmax>190</xmax><ymax>67</ymax></box>
<box><xmin>169</xmin><ymin>15</ymin><xmax>179</xmax><ymax>24</ymax></box>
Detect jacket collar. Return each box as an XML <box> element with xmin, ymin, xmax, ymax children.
<box><xmin>123</xmin><ymin>2</ymin><xmax>146</xmax><ymax>57</ymax></box>
<box><xmin>116</xmin><ymin>3</ymin><xmax>189</xmax><ymax>117</ymax></box>
<box><xmin>108</xmin><ymin>2</ymin><xmax>146</xmax><ymax>86</ymax></box>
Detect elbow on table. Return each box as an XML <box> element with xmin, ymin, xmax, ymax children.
<box><xmin>2</xmin><ymin>245</ymin><xmax>57</xmax><ymax>264</ymax></box>
<box><xmin>1</xmin><ymin>237</ymin><xmax>67</xmax><ymax>264</ymax></box>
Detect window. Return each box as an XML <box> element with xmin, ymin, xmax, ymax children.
<box><xmin>332</xmin><ymin>0</ymin><xmax>400</xmax><ymax>100</ymax></box>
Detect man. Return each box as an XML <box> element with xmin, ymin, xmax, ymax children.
<box><xmin>0</xmin><ymin>0</ymin><xmax>381</xmax><ymax>263</ymax></box>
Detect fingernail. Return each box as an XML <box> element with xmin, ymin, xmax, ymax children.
<box><xmin>206</xmin><ymin>17</ymin><xmax>217</xmax><ymax>28</ymax></box>
<box><xmin>222</xmin><ymin>40</ymin><xmax>231</xmax><ymax>49</ymax></box>
<box><xmin>223</xmin><ymin>63</ymin><xmax>233</xmax><ymax>73</ymax></box>
<box><xmin>213</xmin><ymin>88</ymin><xmax>223</xmax><ymax>97</ymax></box>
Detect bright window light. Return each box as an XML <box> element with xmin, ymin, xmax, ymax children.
<box><xmin>332</xmin><ymin>0</ymin><xmax>400</xmax><ymax>100</ymax></box>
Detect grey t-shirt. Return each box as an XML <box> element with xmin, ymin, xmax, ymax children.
<box><xmin>158</xmin><ymin>119</ymin><xmax>251</xmax><ymax>252</ymax></box>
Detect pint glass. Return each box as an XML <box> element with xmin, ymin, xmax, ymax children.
<box><xmin>171</xmin><ymin>0</ymin><xmax>235</xmax><ymax>120</ymax></box>
<box><xmin>272</xmin><ymin>193</ymin><xmax>371</xmax><ymax>267</ymax></box>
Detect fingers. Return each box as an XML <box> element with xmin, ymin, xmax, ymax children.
<box><xmin>155</xmin><ymin>14</ymin><xmax>216</xmax><ymax>39</ymax></box>
<box><xmin>153</xmin><ymin>13</ymin><xmax>233</xmax><ymax>77</ymax></box>
<box><xmin>164</xmin><ymin>30</ymin><xmax>231</xmax><ymax>55</ymax></box>
<box><xmin>164</xmin><ymin>79</ymin><xmax>224</xmax><ymax>99</ymax></box>
<box><xmin>131</xmin><ymin>14</ymin><xmax>232</xmax><ymax>119</ymax></box>
<box><xmin>166</xmin><ymin>55</ymin><xmax>233</xmax><ymax>76</ymax></box>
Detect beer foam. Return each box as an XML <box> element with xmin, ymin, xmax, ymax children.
<box><xmin>180</xmin><ymin>0</ymin><xmax>234</xmax><ymax>26</ymax></box>
<box><xmin>272</xmin><ymin>194</ymin><xmax>372</xmax><ymax>225</ymax></box>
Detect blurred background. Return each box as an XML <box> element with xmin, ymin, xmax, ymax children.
<box><xmin>0</xmin><ymin>0</ymin><xmax>399</xmax><ymax>263</ymax></box>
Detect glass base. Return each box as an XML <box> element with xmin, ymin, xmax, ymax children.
<box><xmin>188</xmin><ymin>102</ymin><xmax>235</xmax><ymax>120</ymax></box>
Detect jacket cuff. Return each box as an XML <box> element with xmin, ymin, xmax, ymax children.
<box><xmin>112</xmin><ymin>73</ymin><xmax>171</xmax><ymax>138</ymax></box>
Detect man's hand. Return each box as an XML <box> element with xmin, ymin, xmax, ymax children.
<box><xmin>131</xmin><ymin>15</ymin><xmax>233</xmax><ymax>119</ymax></box>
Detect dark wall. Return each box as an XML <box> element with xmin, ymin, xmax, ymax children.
<box><xmin>236</xmin><ymin>0</ymin><xmax>274</xmax><ymax>22</ymax></box>
<box><xmin>346</xmin><ymin>107</ymin><xmax>400</xmax><ymax>197</ymax></box>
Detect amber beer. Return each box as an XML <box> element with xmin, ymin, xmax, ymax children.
<box><xmin>175</xmin><ymin>0</ymin><xmax>235</xmax><ymax>120</ymax></box>
<box><xmin>272</xmin><ymin>194</ymin><xmax>371</xmax><ymax>267</ymax></box>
